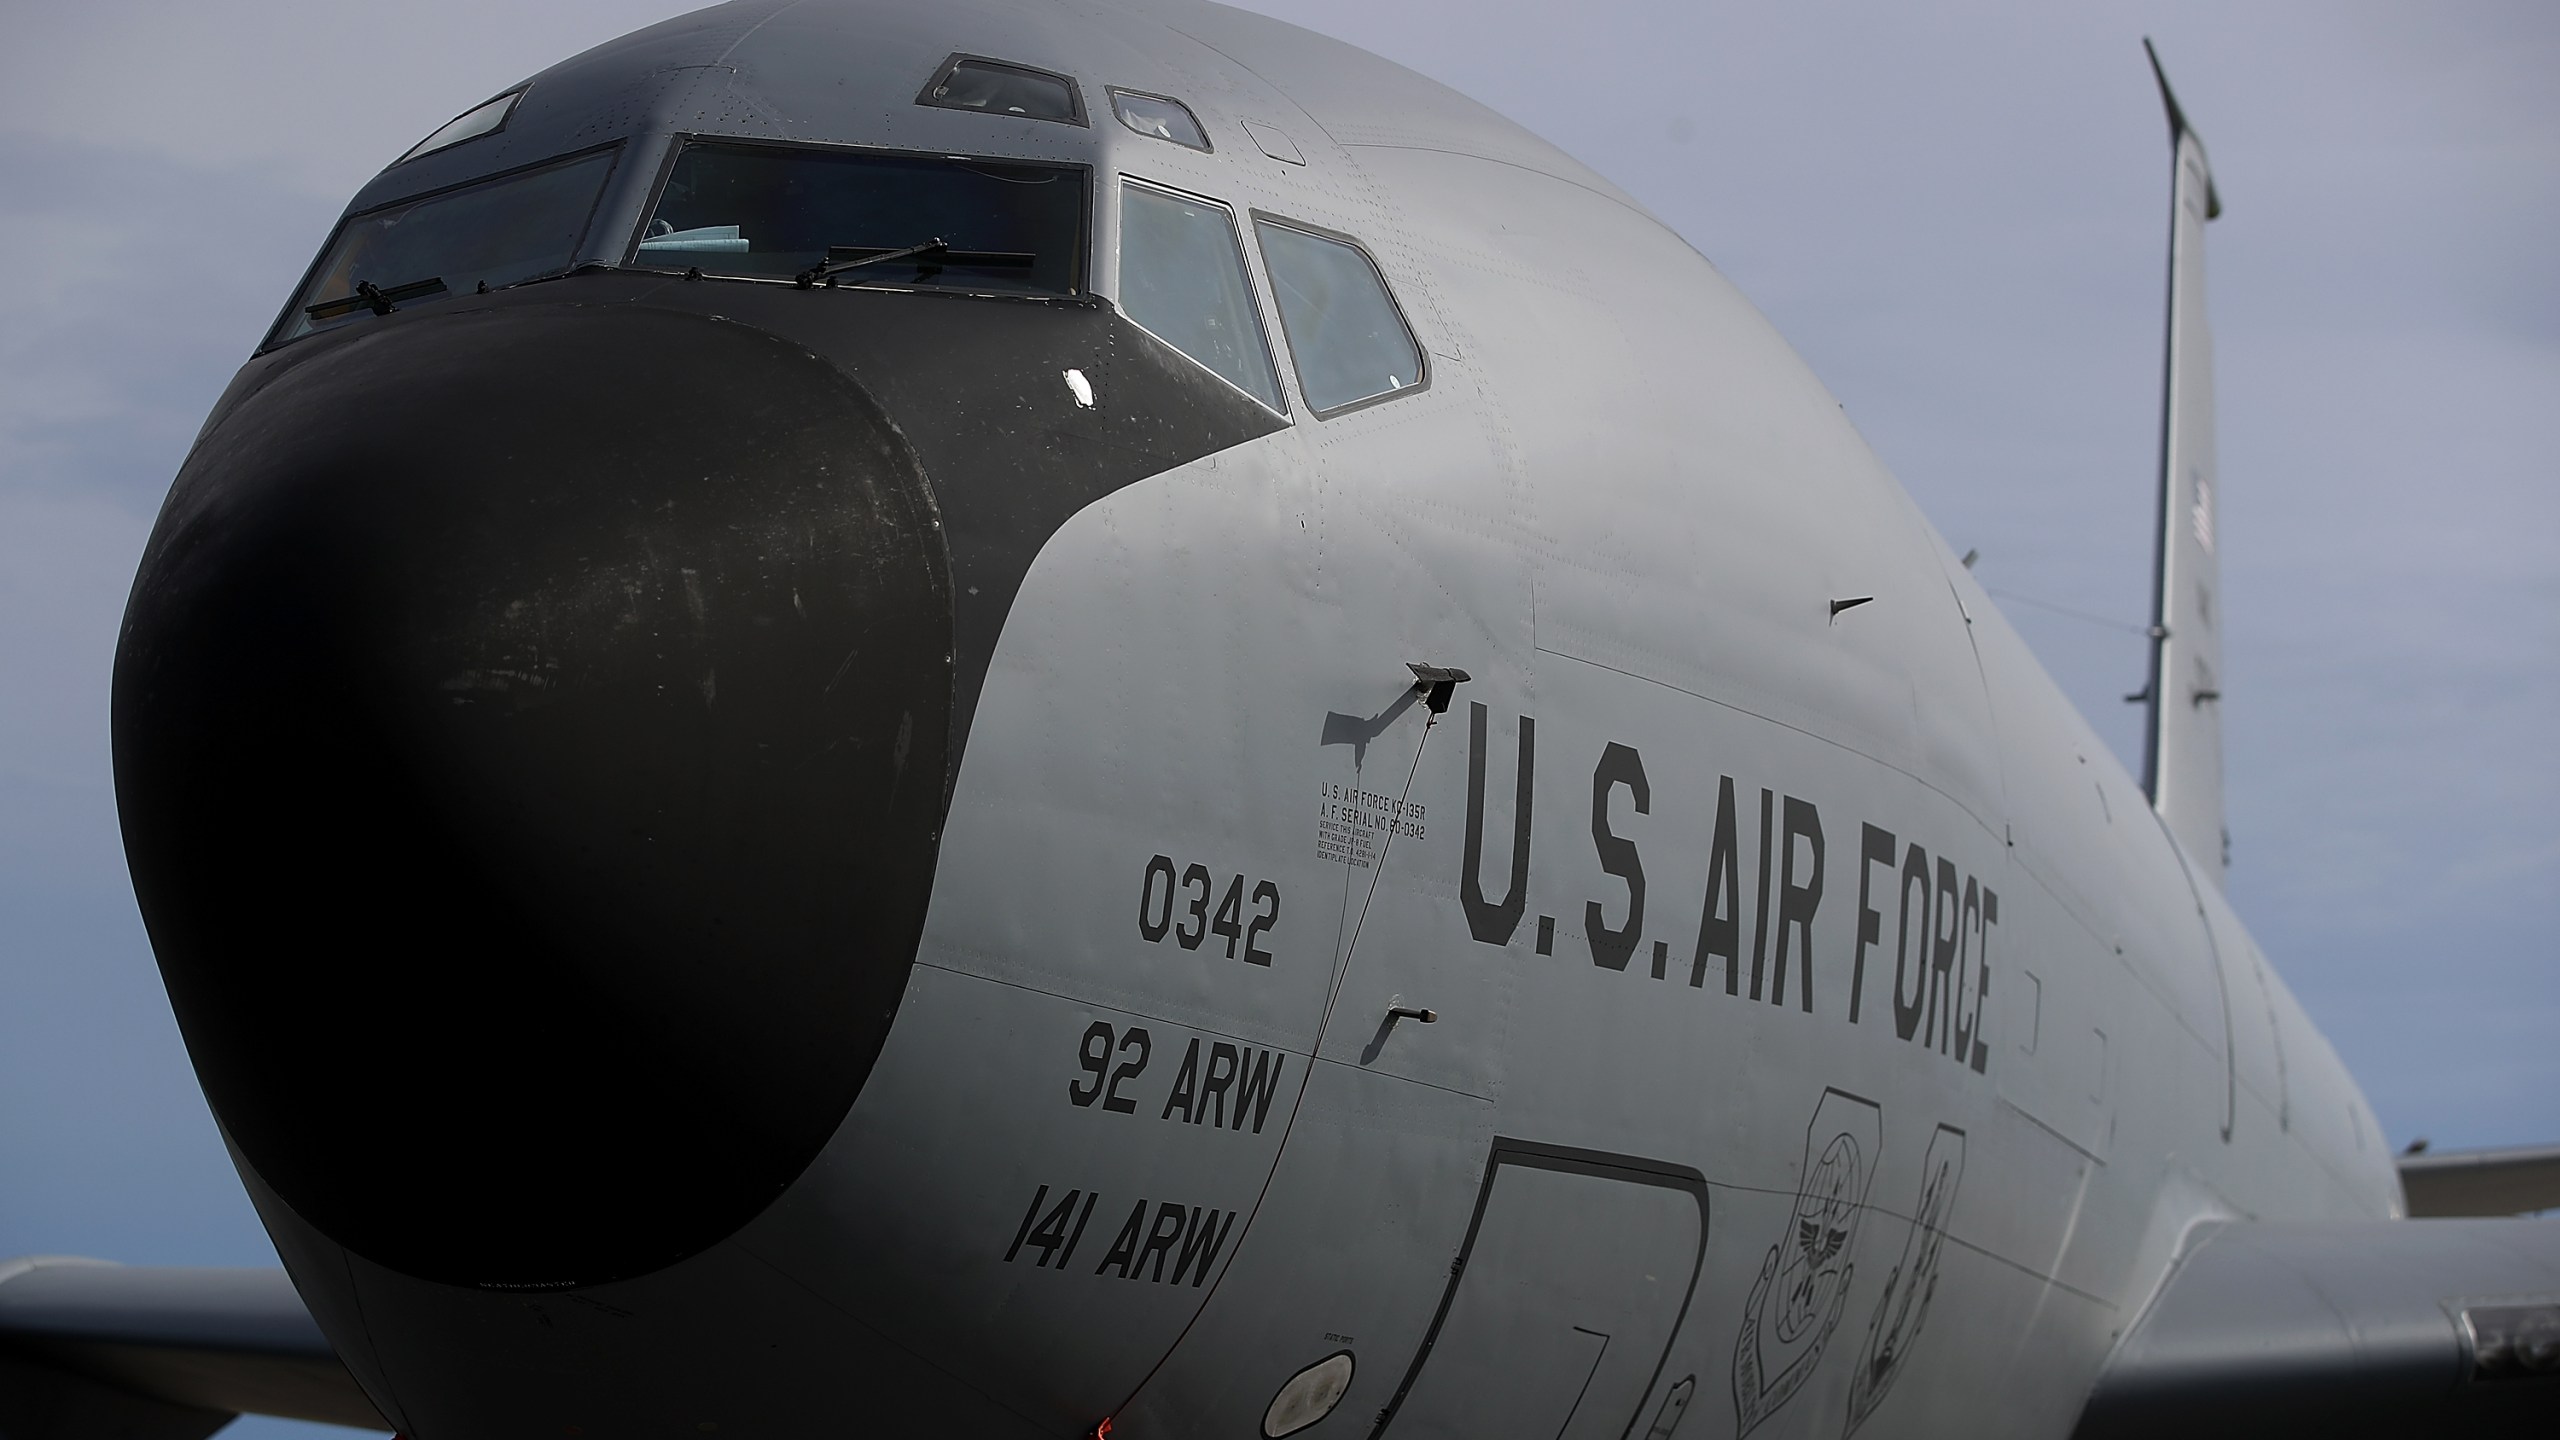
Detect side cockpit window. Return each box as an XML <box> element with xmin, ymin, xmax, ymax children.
<box><xmin>1254</xmin><ymin>218</ymin><xmax>1424</xmax><ymax>416</ymax></box>
<box><xmin>633</xmin><ymin>141</ymin><xmax>1087</xmax><ymax>298</ymax></box>
<box><xmin>1118</xmin><ymin>180</ymin><xmax>1284</xmax><ymax>413</ymax></box>
<box><xmin>269</xmin><ymin>146</ymin><xmax>617</xmax><ymax>347</ymax></box>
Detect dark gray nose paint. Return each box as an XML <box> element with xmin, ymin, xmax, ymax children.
<box><xmin>116</xmin><ymin>304</ymin><xmax>947</xmax><ymax>1288</ymax></box>
<box><xmin>115</xmin><ymin>282</ymin><xmax>1285</xmax><ymax>1289</ymax></box>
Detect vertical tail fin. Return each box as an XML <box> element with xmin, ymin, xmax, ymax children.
<box><xmin>2139</xmin><ymin>39</ymin><xmax>2228</xmax><ymax>883</ymax></box>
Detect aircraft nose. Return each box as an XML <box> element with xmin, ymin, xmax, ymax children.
<box><xmin>112</xmin><ymin>303</ymin><xmax>953</xmax><ymax>1288</ymax></box>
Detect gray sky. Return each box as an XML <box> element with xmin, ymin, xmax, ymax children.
<box><xmin>3</xmin><ymin>4</ymin><xmax>2553</xmax><ymax>1436</ymax></box>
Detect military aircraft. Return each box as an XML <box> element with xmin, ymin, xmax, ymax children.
<box><xmin>4</xmin><ymin>1</ymin><xmax>2555</xmax><ymax>1437</ymax></box>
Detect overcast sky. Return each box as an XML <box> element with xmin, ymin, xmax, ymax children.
<box><xmin>3</xmin><ymin>4</ymin><xmax>2552</xmax><ymax>1437</ymax></box>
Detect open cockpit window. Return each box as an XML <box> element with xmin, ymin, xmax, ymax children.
<box><xmin>1118</xmin><ymin>180</ymin><xmax>1284</xmax><ymax>413</ymax></box>
<box><xmin>268</xmin><ymin>146</ymin><xmax>617</xmax><ymax>347</ymax></box>
<box><xmin>632</xmin><ymin>141</ymin><xmax>1087</xmax><ymax>297</ymax></box>
<box><xmin>396</xmin><ymin>87</ymin><xmax>525</xmax><ymax>165</ymax></box>
<box><xmin>1254</xmin><ymin>218</ymin><xmax>1425</xmax><ymax>416</ymax></box>
<box><xmin>916</xmin><ymin>54</ymin><xmax>1086</xmax><ymax>126</ymax></box>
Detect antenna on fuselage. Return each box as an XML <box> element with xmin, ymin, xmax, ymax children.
<box><xmin>2138</xmin><ymin>39</ymin><xmax>2229</xmax><ymax>886</ymax></box>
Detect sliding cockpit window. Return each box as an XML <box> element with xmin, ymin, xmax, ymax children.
<box><xmin>1118</xmin><ymin>180</ymin><xmax>1283</xmax><ymax>413</ymax></box>
<box><xmin>631</xmin><ymin>141</ymin><xmax>1088</xmax><ymax>298</ymax></box>
<box><xmin>267</xmin><ymin>146</ymin><xmax>619</xmax><ymax>347</ymax></box>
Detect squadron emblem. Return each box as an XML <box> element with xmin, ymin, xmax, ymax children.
<box><xmin>1844</xmin><ymin>1124</ymin><xmax>1968</xmax><ymax>1433</ymax></box>
<box><xmin>1733</xmin><ymin>1089</ymin><xmax>1882</xmax><ymax>1436</ymax></box>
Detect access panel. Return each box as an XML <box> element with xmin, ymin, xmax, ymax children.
<box><xmin>1373</xmin><ymin>1141</ymin><xmax>1708</xmax><ymax>1440</ymax></box>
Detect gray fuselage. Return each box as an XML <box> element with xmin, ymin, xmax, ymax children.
<box><xmin>108</xmin><ymin>2</ymin><xmax>2400</xmax><ymax>1437</ymax></box>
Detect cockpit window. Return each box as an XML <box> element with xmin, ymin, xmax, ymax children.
<box><xmin>1110</xmin><ymin>90</ymin><xmax>1209</xmax><ymax>152</ymax></box>
<box><xmin>916</xmin><ymin>54</ymin><xmax>1086</xmax><ymax>126</ymax></box>
<box><xmin>396</xmin><ymin>87</ymin><xmax>525</xmax><ymax>166</ymax></box>
<box><xmin>1118</xmin><ymin>180</ymin><xmax>1283</xmax><ymax>413</ymax></box>
<box><xmin>633</xmin><ymin>141</ymin><xmax>1087</xmax><ymax>298</ymax></box>
<box><xmin>1254</xmin><ymin>218</ymin><xmax>1425</xmax><ymax>415</ymax></box>
<box><xmin>269</xmin><ymin>147</ymin><xmax>617</xmax><ymax>347</ymax></box>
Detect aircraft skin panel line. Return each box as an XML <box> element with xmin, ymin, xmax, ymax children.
<box><xmin>2</xmin><ymin>3</ymin><xmax>2542</xmax><ymax>1440</ymax></box>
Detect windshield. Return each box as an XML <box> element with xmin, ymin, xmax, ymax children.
<box><xmin>633</xmin><ymin>141</ymin><xmax>1086</xmax><ymax>297</ymax></box>
<box><xmin>271</xmin><ymin>148</ymin><xmax>617</xmax><ymax>346</ymax></box>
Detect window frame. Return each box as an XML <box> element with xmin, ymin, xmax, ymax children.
<box><xmin>914</xmin><ymin>52</ymin><xmax>1089</xmax><ymax>128</ymax></box>
<box><xmin>259</xmin><ymin>140</ymin><xmax>625</xmax><ymax>353</ymax></box>
<box><xmin>1249</xmin><ymin>210</ymin><xmax>1430</xmax><ymax>420</ymax></box>
<box><xmin>1117</xmin><ymin>176</ymin><xmax>1289</xmax><ymax>418</ymax></box>
<box><xmin>620</xmin><ymin>134</ymin><xmax>1093</xmax><ymax>300</ymax></box>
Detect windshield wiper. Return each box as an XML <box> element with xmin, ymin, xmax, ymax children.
<box><xmin>304</xmin><ymin>275</ymin><xmax>449</xmax><ymax>321</ymax></box>
<box><xmin>794</xmin><ymin>239</ymin><xmax>1036</xmax><ymax>289</ymax></box>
